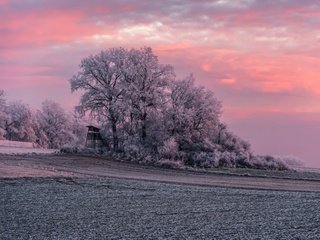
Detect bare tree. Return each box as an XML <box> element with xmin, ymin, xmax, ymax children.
<box><xmin>70</xmin><ymin>48</ymin><xmax>128</xmax><ymax>151</ymax></box>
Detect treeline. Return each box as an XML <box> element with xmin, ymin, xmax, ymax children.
<box><xmin>0</xmin><ymin>91</ymin><xmax>87</xmax><ymax>149</ymax></box>
<box><xmin>0</xmin><ymin>47</ymin><xmax>294</xmax><ymax>170</ymax></box>
<box><xmin>70</xmin><ymin>47</ymin><xmax>290</xmax><ymax>170</ymax></box>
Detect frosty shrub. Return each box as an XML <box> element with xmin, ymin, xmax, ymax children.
<box><xmin>157</xmin><ymin>159</ymin><xmax>184</xmax><ymax>169</ymax></box>
<box><xmin>159</xmin><ymin>137</ymin><xmax>178</xmax><ymax>159</ymax></box>
<box><xmin>217</xmin><ymin>151</ymin><xmax>237</xmax><ymax>168</ymax></box>
<box><xmin>121</xmin><ymin>139</ymin><xmax>155</xmax><ymax>164</ymax></box>
<box><xmin>184</xmin><ymin>151</ymin><xmax>216</xmax><ymax>168</ymax></box>
<box><xmin>278</xmin><ymin>156</ymin><xmax>304</xmax><ymax>168</ymax></box>
<box><xmin>4</xmin><ymin>101</ymin><xmax>37</xmax><ymax>142</ymax></box>
<box><xmin>237</xmin><ymin>156</ymin><xmax>252</xmax><ymax>168</ymax></box>
<box><xmin>60</xmin><ymin>144</ymin><xmax>98</xmax><ymax>154</ymax></box>
<box><xmin>60</xmin><ymin>145</ymin><xmax>81</xmax><ymax>154</ymax></box>
<box><xmin>122</xmin><ymin>140</ymin><xmax>143</xmax><ymax>160</ymax></box>
<box><xmin>250</xmin><ymin>155</ymin><xmax>289</xmax><ymax>170</ymax></box>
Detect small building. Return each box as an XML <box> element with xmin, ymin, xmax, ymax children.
<box><xmin>85</xmin><ymin>125</ymin><xmax>103</xmax><ymax>149</ymax></box>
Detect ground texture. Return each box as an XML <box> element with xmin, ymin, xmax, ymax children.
<box><xmin>1</xmin><ymin>153</ymin><xmax>320</xmax><ymax>239</ymax></box>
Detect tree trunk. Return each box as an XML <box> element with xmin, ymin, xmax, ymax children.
<box><xmin>109</xmin><ymin>109</ymin><xmax>119</xmax><ymax>152</ymax></box>
<box><xmin>112</xmin><ymin>121</ymin><xmax>119</xmax><ymax>151</ymax></box>
<box><xmin>141</xmin><ymin>111</ymin><xmax>147</xmax><ymax>142</ymax></box>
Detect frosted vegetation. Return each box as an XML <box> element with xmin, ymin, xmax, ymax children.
<box><xmin>0</xmin><ymin>91</ymin><xmax>87</xmax><ymax>150</ymax></box>
<box><xmin>69</xmin><ymin>47</ymin><xmax>291</xmax><ymax>170</ymax></box>
<box><xmin>0</xmin><ymin>48</ymin><xmax>296</xmax><ymax>170</ymax></box>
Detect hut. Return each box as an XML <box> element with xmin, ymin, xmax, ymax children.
<box><xmin>85</xmin><ymin>125</ymin><xmax>103</xmax><ymax>149</ymax></box>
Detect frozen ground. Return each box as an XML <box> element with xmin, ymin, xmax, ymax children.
<box><xmin>1</xmin><ymin>177</ymin><xmax>320</xmax><ymax>239</ymax></box>
<box><xmin>0</xmin><ymin>146</ymin><xmax>57</xmax><ymax>155</ymax></box>
<box><xmin>1</xmin><ymin>154</ymin><xmax>320</xmax><ymax>191</ymax></box>
<box><xmin>1</xmin><ymin>153</ymin><xmax>320</xmax><ymax>239</ymax></box>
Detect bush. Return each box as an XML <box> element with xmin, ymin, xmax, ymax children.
<box><xmin>159</xmin><ymin>137</ymin><xmax>178</xmax><ymax>159</ymax></box>
<box><xmin>157</xmin><ymin>159</ymin><xmax>184</xmax><ymax>169</ymax></box>
<box><xmin>278</xmin><ymin>156</ymin><xmax>304</xmax><ymax>168</ymax></box>
<box><xmin>183</xmin><ymin>151</ymin><xmax>216</xmax><ymax>168</ymax></box>
<box><xmin>250</xmin><ymin>155</ymin><xmax>289</xmax><ymax>170</ymax></box>
<box><xmin>60</xmin><ymin>145</ymin><xmax>98</xmax><ymax>154</ymax></box>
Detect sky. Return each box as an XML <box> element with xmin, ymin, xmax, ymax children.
<box><xmin>1</xmin><ymin>0</ymin><xmax>320</xmax><ymax>167</ymax></box>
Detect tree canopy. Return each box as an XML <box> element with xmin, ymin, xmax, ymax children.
<box><xmin>70</xmin><ymin>47</ymin><xmax>288</xmax><ymax>170</ymax></box>
<box><xmin>0</xmin><ymin>47</ymin><xmax>291</xmax><ymax>170</ymax></box>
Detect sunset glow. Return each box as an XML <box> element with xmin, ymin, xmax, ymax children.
<box><xmin>1</xmin><ymin>0</ymin><xmax>320</xmax><ymax>167</ymax></box>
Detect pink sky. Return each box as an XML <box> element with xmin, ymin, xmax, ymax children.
<box><xmin>1</xmin><ymin>0</ymin><xmax>320</xmax><ymax>167</ymax></box>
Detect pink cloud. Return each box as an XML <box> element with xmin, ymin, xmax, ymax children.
<box><xmin>0</xmin><ymin>9</ymin><xmax>117</xmax><ymax>49</ymax></box>
<box><xmin>0</xmin><ymin>0</ymin><xmax>8</xmax><ymax>6</ymax></box>
<box><xmin>220</xmin><ymin>78</ymin><xmax>236</xmax><ymax>85</ymax></box>
<box><xmin>201</xmin><ymin>63</ymin><xmax>212</xmax><ymax>72</ymax></box>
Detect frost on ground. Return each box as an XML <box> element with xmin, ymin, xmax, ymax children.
<box><xmin>1</xmin><ymin>154</ymin><xmax>320</xmax><ymax>239</ymax></box>
<box><xmin>1</xmin><ymin>154</ymin><xmax>320</xmax><ymax>191</ymax></box>
<box><xmin>0</xmin><ymin>146</ymin><xmax>57</xmax><ymax>155</ymax></box>
<box><xmin>1</xmin><ymin>177</ymin><xmax>320</xmax><ymax>239</ymax></box>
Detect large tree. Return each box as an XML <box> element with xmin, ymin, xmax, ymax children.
<box><xmin>123</xmin><ymin>47</ymin><xmax>175</xmax><ymax>143</ymax></box>
<box><xmin>70</xmin><ymin>48</ymin><xmax>128</xmax><ymax>151</ymax></box>
<box><xmin>166</xmin><ymin>75</ymin><xmax>221</xmax><ymax>149</ymax></box>
<box><xmin>70</xmin><ymin>47</ymin><xmax>175</xmax><ymax>150</ymax></box>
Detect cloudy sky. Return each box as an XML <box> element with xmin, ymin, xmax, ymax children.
<box><xmin>1</xmin><ymin>0</ymin><xmax>320</xmax><ymax>167</ymax></box>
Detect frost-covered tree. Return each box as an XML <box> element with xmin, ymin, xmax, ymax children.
<box><xmin>212</xmin><ymin>124</ymin><xmax>252</xmax><ymax>167</ymax></box>
<box><xmin>70</xmin><ymin>48</ymin><xmax>128</xmax><ymax>151</ymax></box>
<box><xmin>71</xmin><ymin>111</ymin><xmax>89</xmax><ymax>146</ymax></box>
<box><xmin>123</xmin><ymin>47</ymin><xmax>175</xmax><ymax>143</ymax></box>
<box><xmin>69</xmin><ymin>47</ymin><xmax>289</xmax><ymax>170</ymax></box>
<box><xmin>4</xmin><ymin>101</ymin><xmax>36</xmax><ymax>142</ymax></box>
<box><xmin>70</xmin><ymin>47</ymin><xmax>175</xmax><ymax>150</ymax></box>
<box><xmin>166</xmin><ymin>75</ymin><xmax>221</xmax><ymax>149</ymax></box>
<box><xmin>37</xmin><ymin>100</ymin><xmax>75</xmax><ymax>149</ymax></box>
<box><xmin>33</xmin><ymin>111</ymin><xmax>49</xmax><ymax>148</ymax></box>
